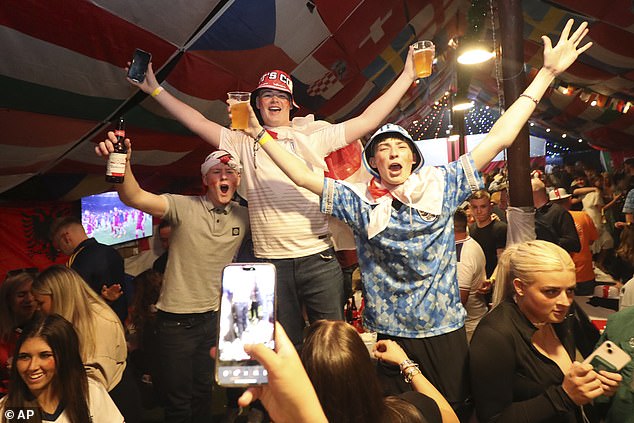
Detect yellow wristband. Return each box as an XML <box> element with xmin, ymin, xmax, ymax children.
<box><xmin>258</xmin><ymin>132</ymin><xmax>273</xmax><ymax>147</ymax></box>
<box><xmin>151</xmin><ymin>86</ymin><xmax>164</xmax><ymax>98</ymax></box>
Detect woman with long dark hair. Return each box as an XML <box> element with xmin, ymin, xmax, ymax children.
<box><xmin>32</xmin><ymin>265</ymin><xmax>140</xmax><ymax>422</ymax></box>
<box><xmin>301</xmin><ymin>320</ymin><xmax>458</xmax><ymax>423</ymax></box>
<box><xmin>0</xmin><ymin>314</ymin><xmax>122</xmax><ymax>422</ymax></box>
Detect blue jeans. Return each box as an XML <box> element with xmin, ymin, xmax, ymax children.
<box><xmin>270</xmin><ymin>247</ymin><xmax>345</xmax><ymax>348</ymax></box>
<box><xmin>155</xmin><ymin>310</ymin><xmax>217</xmax><ymax>423</ymax></box>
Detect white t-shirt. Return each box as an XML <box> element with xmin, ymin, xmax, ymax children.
<box><xmin>220</xmin><ymin>116</ymin><xmax>347</xmax><ymax>258</ymax></box>
<box><xmin>0</xmin><ymin>379</ymin><xmax>123</xmax><ymax>423</ymax></box>
<box><xmin>456</xmin><ymin>236</ymin><xmax>488</xmax><ymax>341</ymax></box>
<box><xmin>620</xmin><ymin>277</ymin><xmax>634</xmax><ymax>310</ymax></box>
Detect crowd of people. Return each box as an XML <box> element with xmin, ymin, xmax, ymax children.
<box><xmin>0</xmin><ymin>18</ymin><xmax>633</xmax><ymax>423</ymax></box>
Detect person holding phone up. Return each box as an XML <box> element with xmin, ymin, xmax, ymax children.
<box><xmin>126</xmin><ymin>46</ymin><xmax>423</xmax><ymax>351</ymax></box>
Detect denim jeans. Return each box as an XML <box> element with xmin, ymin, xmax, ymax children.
<box><xmin>155</xmin><ymin>310</ymin><xmax>217</xmax><ymax>423</ymax></box>
<box><xmin>270</xmin><ymin>247</ymin><xmax>345</xmax><ymax>348</ymax></box>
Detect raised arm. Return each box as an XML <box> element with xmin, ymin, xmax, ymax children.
<box><xmin>342</xmin><ymin>46</ymin><xmax>419</xmax><ymax>143</ymax></box>
<box><xmin>243</xmin><ymin>108</ymin><xmax>325</xmax><ymax>196</ymax></box>
<box><xmin>95</xmin><ymin>132</ymin><xmax>168</xmax><ymax>217</ymax></box>
<box><xmin>572</xmin><ymin>187</ymin><xmax>599</xmax><ymax>196</ymax></box>
<box><xmin>128</xmin><ymin>63</ymin><xmax>223</xmax><ymax>147</ymax></box>
<box><xmin>471</xmin><ymin>20</ymin><xmax>592</xmax><ymax>170</ymax></box>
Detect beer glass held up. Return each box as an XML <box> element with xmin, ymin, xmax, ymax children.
<box><xmin>227</xmin><ymin>91</ymin><xmax>251</xmax><ymax>130</ymax></box>
<box><xmin>411</xmin><ymin>41</ymin><xmax>435</xmax><ymax>79</ymax></box>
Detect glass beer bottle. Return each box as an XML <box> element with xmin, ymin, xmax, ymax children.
<box><xmin>105</xmin><ymin>117</ymin><xmax>127</xmax><ymax>183</ymax></box>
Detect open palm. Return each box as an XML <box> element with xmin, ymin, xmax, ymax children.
<box><xmin>542</xmin><ymin>19</ymin><xmax>592</xmax><ymax>77</ymax></box>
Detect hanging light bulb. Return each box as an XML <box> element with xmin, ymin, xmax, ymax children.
<box><xmin>457</xmin><ymin>42</ymin><xmax>495</xmax><ymax>65</ymax></box>
<box><xmin>453</xmin><ymin>100</ymin><xmax>474</xmax><ymax>111</ymax></box>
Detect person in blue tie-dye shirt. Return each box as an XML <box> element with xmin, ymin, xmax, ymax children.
<box><xmin>245</xmin><ymin>19</ymin><xmax>592</xmax><ymax>421</ymax></box>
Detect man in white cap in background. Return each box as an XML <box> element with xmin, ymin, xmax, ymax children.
<box><xmin>532</xmin><ymin>178</ymin><xmax>581</xmax><ymax>254</ymax></box>
<box><xmin>549</xmin><ymin>187</ymin><xmax>598</xmax><ymax>295</ymax></box>
<box><xmin>130</xmin><ymin>48</ymin><xmax>423</xmax><ymax>348</ymax></box>
<box><xmin>96</xmin><ymin>135</ymin><xmax>249</xmax><ymax>423</ymax></box>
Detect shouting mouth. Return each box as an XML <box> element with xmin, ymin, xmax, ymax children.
<box><xmin>220</xmin><ymin>184</ymin><xmax>230</xmax><ymax>194</ymax></box>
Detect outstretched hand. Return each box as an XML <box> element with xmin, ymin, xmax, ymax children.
<box><xmin>125</xmin><ymin>62</ymin><xmax>160</xmax><ymax>94</ymax></box>
<box><xmin>101</xmin><ymin>284</ymin><xmax>123</xmax><ymax>302</ymax></box>
<box><xmin>542</xmin><ymin>19</ymin><xmax>592</xmax><ymax>77</ymax></box>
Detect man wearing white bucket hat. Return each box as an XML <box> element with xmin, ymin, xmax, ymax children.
<box><xmin>95</xmin><ymin>136</ymin><xmax>249</xmax><ymax>423</ymax></box>
<box><xmin>249</xmin><ymin>20</ymin><xmax>593</xmax><ymax>419</ymax></box>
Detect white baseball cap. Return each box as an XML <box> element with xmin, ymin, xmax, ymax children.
<box><xmin>548</xmin><ymin>188</ymin><xmax>571</xmax><ymax>201</ymax></box>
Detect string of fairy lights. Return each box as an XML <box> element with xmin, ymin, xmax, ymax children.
<box><xmin>405</xmin><ymin>96</ymin><xmax>590</xmax><ymax>159</ymax></box>
<box><xmin>404</xmin><ymin>0</ymin><xmax>610</xmax><ymax>162</ymax></box>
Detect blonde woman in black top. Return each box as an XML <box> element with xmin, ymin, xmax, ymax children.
<box><xmin>470</xmin><ymin>240</ymin><xmax>622</xmax><ymax>423</ymax></box>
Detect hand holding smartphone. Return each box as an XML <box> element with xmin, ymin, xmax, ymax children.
<box><xmin>127</xmin><ymin>48</ymin><xmax>151</xmax><ymax>83</ymax></box>
<box><xmin>583</xmin><ymin>340</ymin><xmax>631</xmax><ymax>373</ymax></box>
<box><xmin>216</xmin><ymin>263</ymin><xmax>276</xmax><ymax>386</ymax></box>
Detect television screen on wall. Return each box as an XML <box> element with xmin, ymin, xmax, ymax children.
<box><xmin>80</xmin><ymin>191</ymin><xmax>153</xmax><ymax>246</ymax></box>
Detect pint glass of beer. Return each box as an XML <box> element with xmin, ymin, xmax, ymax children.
<box><xmin>227</xmin><ymin>91</ymin><xmax>251</xmax><ymax>130</ymax></box>
<box><xmin>411</xmin><ymin>41</ymin><xmax>435</xmax><ymax>79</ymax></box>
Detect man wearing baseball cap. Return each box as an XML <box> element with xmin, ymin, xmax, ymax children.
<box><xmin>250</xmin><ymin>19</ymin><xmax>592</xmax><ymax>418</ymax></box>
<box><xmin>254</xmin><ymin>121</ymin><xmax>479</xmax><ymax>419</ymax></box>
<box><xmin>549</xmin><ymin>187</ymin><xmax>598</xmax><ymax>295</ymax></box>
<box><xmin>532</xmin><ymin>179</ymin><xmax>581</xmax><ymax>254</ymax></box>
<box><xmin>130</xmin><ymin>48</ymin><xmax>424</xmax><ymax>349</ymax></box>
<box><xmin>95</xmin><ymin>136</ymin><xmax>248</xmax><ymax>423</ymax></box>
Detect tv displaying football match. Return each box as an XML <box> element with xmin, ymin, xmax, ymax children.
<box><xmin>80</xmin><ymin>192</ymin><xmax>153</xmax><ymax>246</ymax></box>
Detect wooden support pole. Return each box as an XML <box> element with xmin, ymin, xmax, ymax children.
<box><xmin>498</xmin><ymin>0</ymin><xmax>533</xmax><ymax>207</ymax></box>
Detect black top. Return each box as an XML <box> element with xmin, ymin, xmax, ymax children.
<box><xmin>535</xmin><ymin>202</ymin><xmax>581</xmax><ymax>253</ymax></box>
<box><xmin>398</xmin><ymin>391</ymin><xmax>441</xmax><ymax>423</ymax></box>
<box><xmin>470</xmin><ymin>300</ymin><xmax>596</xmax><ymax>423</ymax></box>
<box><xmin>469</xmin><ymin>219</ymin><xmax>508</xmax><ymax>278</ymax></box>
<box><xmin>71</xmin><ymin>238</ymin><xmax>127</xmax><ymax>322</ymax></box>
<box><xmin>152</xmin><ymin>251</ymin><xmax>168</xmax><ymax>274</ymax></box>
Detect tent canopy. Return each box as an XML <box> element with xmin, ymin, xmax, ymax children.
<box><xmin>1</xmin><ymin>0</ymin><xmax>633</xmax><ymax>201</ymax></box>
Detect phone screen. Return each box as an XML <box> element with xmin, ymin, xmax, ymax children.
<box><xmin>216</xmin><ymin>263</ymin><xmax>276</xmax><ymax>386</ymax></box>
<box><xmin>127</xmin><ymin>48</ymin><xmax>151</xmax><ymax>83</ymax></box>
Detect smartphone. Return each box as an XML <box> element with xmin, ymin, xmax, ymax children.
<box><xmin>583</xmin><ymin>340</ymin><xmax>631</xmax><ymax>373</ymax></box>
<box><xmin>127</xmin><ymin>48</ymin><xmax>151</xmax><ymax>83</ymax></box>
<box><xmin>216</xmin><ymin>263</ymin><xmax>276</xmax><ymax>386</ymax></box>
